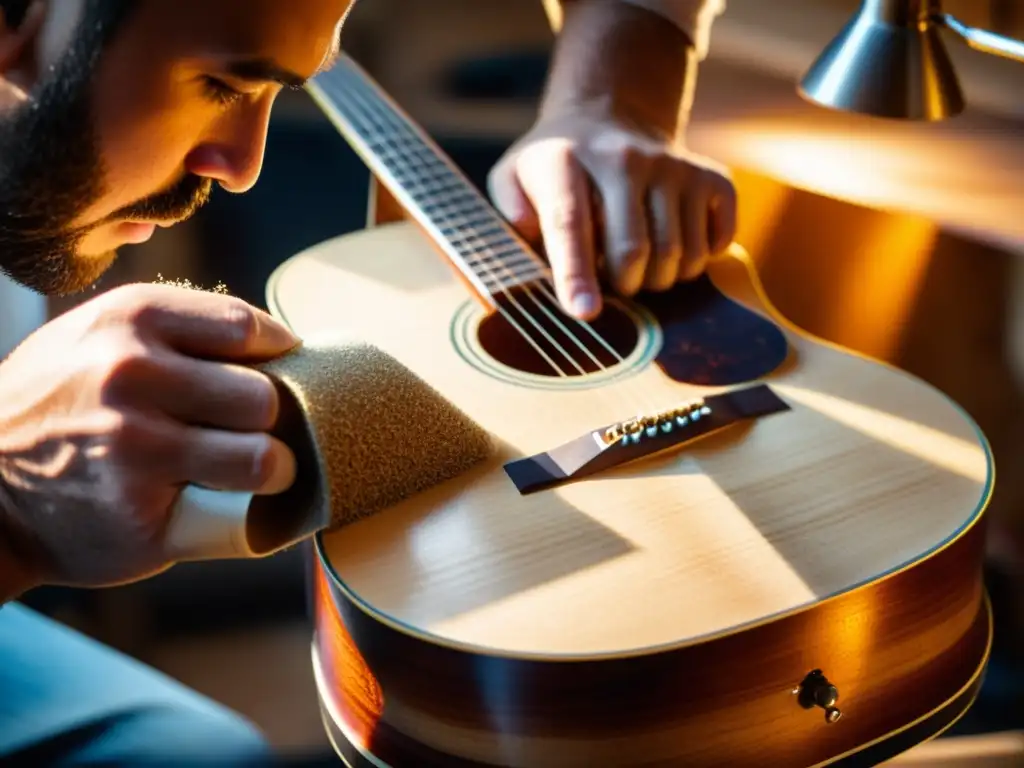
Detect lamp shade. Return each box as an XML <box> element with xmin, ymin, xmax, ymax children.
<box><xmin>798</xmin><ymin>0</ymin><xmax>965</xmax><ymax>120</ymax></box>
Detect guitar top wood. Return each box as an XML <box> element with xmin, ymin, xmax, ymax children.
<box><xmin>268</xmin><ymin>223</ymin><xmax>991</xmax><ymax>659</ymax></box>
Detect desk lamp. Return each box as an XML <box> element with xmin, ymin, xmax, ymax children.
<box><xmin>798</xmin><ymin>0</ymin><xmax>1024</xmax><ymax>120</ymax></box>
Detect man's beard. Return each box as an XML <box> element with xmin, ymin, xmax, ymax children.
<box><xmin>0</xmin><ymin>2</ymin><xmax>213</xmax><ymax>296</ymax></box>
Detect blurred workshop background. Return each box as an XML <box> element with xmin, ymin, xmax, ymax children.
<box><xmin>6</xmin><ymin>0</ymin><xmax>1023</xmax><ymax>762</ymax></box>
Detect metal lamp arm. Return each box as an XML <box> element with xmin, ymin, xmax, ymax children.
<box><xmin>937</xmin><ymin>13</ymin><xmax>1024</xmax><ymax>63</ymax></box>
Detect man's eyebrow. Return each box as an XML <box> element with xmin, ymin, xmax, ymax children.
<box><xmin>223</xmin><ymin>58</ymin><xmax>308</xmax><ymax>89</ymax></box>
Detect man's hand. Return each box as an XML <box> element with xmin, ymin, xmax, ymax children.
<box><xmin>0</xmin><ymin>284</ymin><xmax>299</xmax><ymax>595</ymax></box>
<box><xmin>489</xmin><ymin>110</ymin><xmax>736</xmax><ymax>321</ymax></box>
<box><xmin>489</xmin><ymin>0</ymin><xmax>736</xmax><ymax>321</ymax></box>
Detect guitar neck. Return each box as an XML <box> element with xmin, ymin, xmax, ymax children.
<box><xmin>306</xmin><ymin>56</ymin><xmax>549</xmax><ymax>302</ymax></box>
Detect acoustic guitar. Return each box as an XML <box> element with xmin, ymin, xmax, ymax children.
<box><xmin>266</xmin><ymin>55</ymin><xmax>994</xmax><ymax>767</ymax></box>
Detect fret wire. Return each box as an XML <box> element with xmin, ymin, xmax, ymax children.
<box><xmin>326</xmin><ymin>74</ymin><xmax>551</xmax><ymax>292</ymax></box>
<box><xmin>447</xmin><ymin>233</ymin><xmax>511</xmax><ymax>247</ymax></box>
<box><xmin>449</xmin><ymin>238</ymin><xmax>516</xmax><ymax>253</ymax></box>
<box><xmin>345</xmin><ymin>98</ymin><xmax>508</xmax><ymax>236</ymax></box>
<box><xmin>323</xmin><ymin>98</ymin><xmax>548</xmax><ymax>294</ymax></box>
<box><xmin>467</xmin><ymin>250</ymin><xmax>528</xmax><ymax>265</ymax></box>
<box><xmin>311</xmin><ymin>60</ymin><xmax>636</xmax><ymax>380</ymax></box>
<box><xmin>312</xmin><ymin>77</ymin><xmax>542</xmax><ymax>300</ymax></box>
<box><xmin>318</xmin><ymin>83</ymin><xmax>580</xmax><ymax>376</ymax></box>
<box><xmin>476</xmin><ymin>260</ymin><xmax>540</xmax><ymax>274</ymax></box>
<box><xmin>466</xmin><ymin>249</ymin><xmax>536</xmax><ymax>266</ymax></box>
<box><xmin>334</xmin><ymin>76</ymin><xmax>593</xmax><ymax>374</ymax></box>
<box><xmin>346</xmin><ymin>93</ymin><xmax>465</xmax><ymax>193</ymax></box>
<box><xmin>473</xmin><ymin>259</ymin><xmax>540</xmax><ymax>274</ymax></box>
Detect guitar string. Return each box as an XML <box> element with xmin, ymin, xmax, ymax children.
<box><xmin>335</xmin><ymin>58</ymin><xmax>613</xmax><ymax>353</ymax></box>
<box><xmin>336</xmin><ymin>80</ymin><xmax>578</xmax><ymax>376</ymax></box>
<box><xmin>337</xmin><ymin>78</ymin><xmax>661</xmax><ymax>425</ymax></box>
<box><xmin>337</xmin><ymin>78</ymin><xmax>587</xmax><ymax>376</ymax></box>
<box><xmin>336</xmin><ymin>74</ymin><xmax>658</xmax><ymax>420</ymax></box>
<box><xmin>341</xmin><ymin>82</ymin><xmax>614</xmax><ymax>375</ymax></box>
<box><xmin>333</xmin><ymin>66</ymin><xmax>659</xmax><ymax>422</ymax></box>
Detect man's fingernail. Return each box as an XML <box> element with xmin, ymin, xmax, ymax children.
<box><xmin>256</xmin><ymin>311</ymin><xmax>300</xmax><ymax>351</ymax></box>
<box><xmin>570</xmin><ymin>293</ymin><xmax>599</xmax><ymax>318</ymax></box>
<box><xmin>258</xmin><ymin>441</ymin><xmax>297</xmax><ymax>495</ymax></box>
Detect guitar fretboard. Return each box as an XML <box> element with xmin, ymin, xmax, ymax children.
<box><xmin>307</xmin><ymin>56</ymin><xmax>550</xmax><ymax>300</ymax></box>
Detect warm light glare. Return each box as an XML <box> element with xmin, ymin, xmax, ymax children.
<box><xmin>432</xmin><ymin>468</ymin><xmax>818</xmax><ymax>651</ymax></box>
<box><xmin>730</xmin><ymin>168</ymin><xmax>794</xmax><ymax>258</ymax></box>
<box><xmin>777</xmin><ymin>385</ymin><xmax>989</xmax><ymax>484</ymax></box>
<box><xmin>717</xmin><ymin>126</ymin><xmax>925</xmax><ymax>205</ymax></box>
<box><xmin>825</xmin><ymin>215</ymin><xmax>938</xmax><ymax>359</ymax></box>
<box><xmin>698</xmin><ymin>119</ymin><xmax>1015</xmax><ymax>246</ymax></box>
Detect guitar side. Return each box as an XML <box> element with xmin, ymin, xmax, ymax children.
<box><xmin>267</xmin><ymin>221</ymin><xmax>993</xmax><ymax>767</ymax></box>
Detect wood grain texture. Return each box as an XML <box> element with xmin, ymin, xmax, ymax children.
<box><xmin>267</xmin><ymin>224</ymin><xmax>994</xmax><ymax>765</ymax></box>
<box><xmin>268</xmin><ymin>226</ymin><xmax>991</xmax><ymax>655</ymax></box>
<box><xmin>309</xmin><ymin>533</ymin><xmax>990</xmax><ymax>767</ymax></box>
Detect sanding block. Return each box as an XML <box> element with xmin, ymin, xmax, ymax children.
<box><xmin>164</xmin><ymin>334</ymin><xmax>493</xmax><ymax>561</ymax></box>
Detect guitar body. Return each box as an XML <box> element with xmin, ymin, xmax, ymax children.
<box><xmin>267</xmin><ymin>220</ymin><xmax>992</xmax><ymax>767</ymax></box>
<box><xmin>270</xmin><ymin>56</ymin><xmax>994</xmax><ymax>767</ymax></box>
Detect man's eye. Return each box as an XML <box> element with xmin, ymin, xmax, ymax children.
<box><xmin>201</xmin><ymin>76</ymin><xmax>244</xmax><ymax>106</ymax></box>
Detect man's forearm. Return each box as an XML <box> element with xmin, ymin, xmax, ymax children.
<box><xmin>540</xmin><ymin>0</ymin><xmax>700</xmax><ymax>143</ymax></box>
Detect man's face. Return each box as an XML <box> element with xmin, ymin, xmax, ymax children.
<box><xmin>0</xmin><ymin>0</ymin><xmax>352</xmax><ymax>295</ymax></box>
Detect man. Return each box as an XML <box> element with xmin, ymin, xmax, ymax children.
<box><xmin>0</xmin><ymin>0</ymin><xmax>732</xmax><ymax>763</ymax></box>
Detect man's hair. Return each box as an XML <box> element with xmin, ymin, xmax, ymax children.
<box><xmin>0</xmin><ymin>0</ymin><xmax>32</xmax><ymax>27</ymax></box>
<box><xmin>1</xmin><ymin>0</ymin><xmax>140</xmax><ymax>42</ymax></box>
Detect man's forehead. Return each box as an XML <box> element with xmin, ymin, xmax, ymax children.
<box><xmin>131</xmin><ymin>0</ymin><xmax>353</xmax><ymax>79</ymax></box>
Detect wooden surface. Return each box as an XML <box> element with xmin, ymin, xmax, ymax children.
<box><xmin>686</xmin><ymin>61</ymin><xmax>1024</xmax><ymax>256</ymax></box>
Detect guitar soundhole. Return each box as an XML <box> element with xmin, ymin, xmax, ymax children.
<box><xmin>476</xmin><ymin>290</ymin><xmax>640</xmax><ymax>377</ymax></box>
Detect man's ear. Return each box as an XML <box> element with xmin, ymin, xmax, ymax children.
<box><xmin>0</xmin><ymin>0</ymin><xmax>45</xmax><ymax>73</ymax></box>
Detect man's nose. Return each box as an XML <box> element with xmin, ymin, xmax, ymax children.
<box><xmin>183</xmin><ymin>97</ymin><xmax>273</xmax><ymax>194</ymax></box>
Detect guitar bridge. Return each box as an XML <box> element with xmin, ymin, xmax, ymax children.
<box><xmin>601</xmin><ymin>398</ymin><xmax>713</xmax><ymax>446</ymax></box>
<box><xmin>503</xmin><ymin>383</ymin><xmax>790</xmax><ymax>495</ymax></box>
